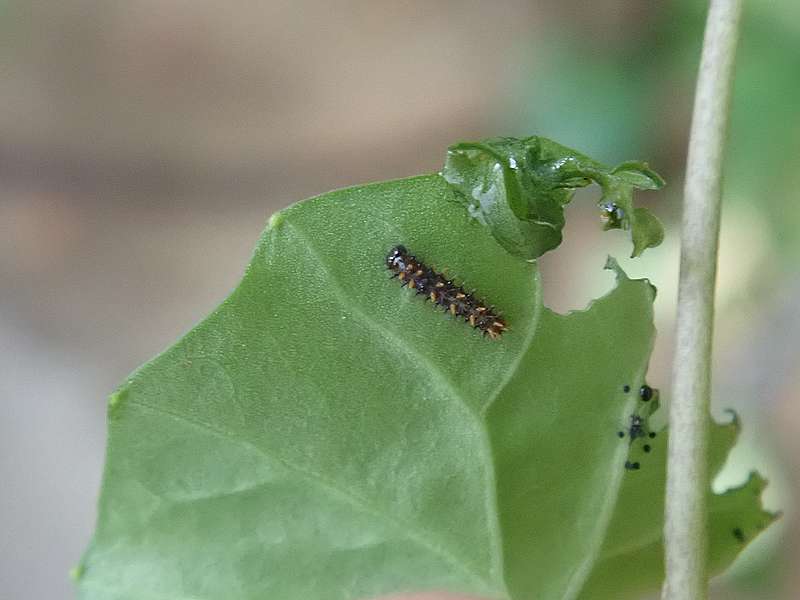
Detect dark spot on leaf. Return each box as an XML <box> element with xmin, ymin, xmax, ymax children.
<box><xmin>628</xmin><ymin>415</ymin><xmax>646</xmax><ymax>440</ymax></box>
<box><xmin>649</xmin><ymin>432</ymin><xmax>656</xmax><ymax>439</ymax></box>
<box><xmin>639</xmin><ymin>385</ymin><xmax>653</xmax><ymax>402</ymax></box>
<box><xmin>733</xmin><ymin>528</ymin><xmax>745</xmax><ymax>543</ymax></box>
<box><xmin>623</xmin><ymin>385</ymin><xmax>631</xmax><ymax>393</ymax></box>
<box><xmin>618</xmin><ymin>431</ymin><xmax>625</xmax><ymax>438</ymax></box>
<box><xmin>643</xmin><ymin>444</ymin><xmax>651</xmax><ymax>453</ymax></box>
<box><xmin>624</xmin><ymin>461</ymin><xmax>641</xmax><ymax>471</ymax></box>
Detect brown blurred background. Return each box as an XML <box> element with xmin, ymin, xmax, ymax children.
<box><xmin>1</xmin><ymin>1</ymin><xmax>797</xmax><ymax>598</ymax></box>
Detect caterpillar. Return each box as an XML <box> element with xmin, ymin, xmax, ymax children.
<box><xmin>385</xmin><ymin>245</ymin><xmax>507</xmax><ymax>339</ymax></box>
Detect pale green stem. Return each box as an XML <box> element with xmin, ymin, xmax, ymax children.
<box><xmin>662</xmin><ymin>1</ymin><xmax>743</xmax><ymax>599</ymax></box>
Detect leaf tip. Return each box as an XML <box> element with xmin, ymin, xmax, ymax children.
<box><xmin>603</xmin><ymin>255</ymin><xmax>658</xmax><ymax>304</ymax></box>
<box><xmin>603</xmin><ymin>255</ymin><xmax>627</xmax><ymax>280</ymax></box>
<box><xmin>108</xmin><ymin>389</ymin><xmax>128</xmax><ymax>416</ymax></box>
<box><xmin>611</xmin><ymin>161</ymin><xmax>667</xmax><ymax>190</ymax></box>
<box><xmin>722</xmin><ymin>408</ymin><xmax>740</xmax><ymax>429</ymax></box>
<box><xmin>69</xmin><ymin>563</ymin><xmax>86</xmax><ymax>582</ymax></box>
<box><xmin>629</xmin><ymin>207</ymin><xmax>665</xmax><ymax>258</ymax></box>
<box><xmin>740</xmin><ymin>472</ymin><xmax>781</xmax><ymax>538</ymax></box>
<box><xmin>268</xmin><ymin>210</ymin><xmax>286</xmax><ymax>230</ymax></box>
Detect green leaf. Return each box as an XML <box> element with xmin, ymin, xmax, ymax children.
<box><xmin>77</xmin><ymin>172</ymin><xmax>772</xmax><ymax>600</ymax></box>
<box><xmin>441</xmin><ymin>136</ymin><xmax>665</xmax><ymax>260</ymax></box>
<box><xmin>630</xmin><ymin>207</ymin><xmax>665</xmax><ymax>258</ymax></box>
<box><xmin>612</xmin><ymin>162</ymin><xmax>666</xmax><ymax>190</ymax></box>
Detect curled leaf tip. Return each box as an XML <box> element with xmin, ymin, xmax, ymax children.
<box><xmin>441</xmin><ymin>135</ymin><xmax>665</xmax><ymax>260</ymax></box>
<box><xmin>611</xmin><ymin>161</ymin><xmax>666</xmax><ymax>190</ymax></box>
<box><xmin>721</xmin><ymin>408</ymin><xmax>740</xmax><ymax>430</ymax></box>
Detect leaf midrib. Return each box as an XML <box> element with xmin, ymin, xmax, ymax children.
<box><xmin>285</xmin><ymin>216</ymin><xmax>544</xmax><ymax>599</ymax></box>
<box><xmin>286</xmin><ymin>219</ymin><xmax>505</xmax><ymax>589</ymax></box>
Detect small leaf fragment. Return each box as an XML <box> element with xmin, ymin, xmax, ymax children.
<box><xmin>630</xmin><ymin>207</ymin><xmax>665</xmax><ymax>257</ymax></box>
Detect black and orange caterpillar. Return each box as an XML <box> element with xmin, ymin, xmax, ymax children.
<box><xmin>386</xmin><ymin>245</ymin><xmax>507</xmax><ymax>339</ymax></box>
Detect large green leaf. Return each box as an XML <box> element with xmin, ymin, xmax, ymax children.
<box><xmin>77</xmin><ymin>162</ymin><xmax>773</xmax><ymax>599</ymax></box>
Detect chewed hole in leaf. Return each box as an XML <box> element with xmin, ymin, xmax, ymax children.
<box><xmin>537</xmin><ymin>198</ymin><xmax>621</xmax><ymax>314</ymax></box>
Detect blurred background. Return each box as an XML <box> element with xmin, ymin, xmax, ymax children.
<box><xmin>1</xmin><ymin>1</ymin><xmax>797</xmax><ymax>598</ymax></box>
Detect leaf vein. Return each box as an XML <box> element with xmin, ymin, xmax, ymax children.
<box><xmin>284</xmin><ymin>219</ymin><xmax>511</xmax><ymax>584</ymax></box>
<box><xmin>126</xmin><ymin>399</ymin><xmax>487</xmax><ymax>589</ymax></box>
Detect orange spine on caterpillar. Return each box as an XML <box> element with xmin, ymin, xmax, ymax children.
<box><xmin>385</xmin><ymin>245</ymin><xmax>507</xmax><ymax>339</ymax></box>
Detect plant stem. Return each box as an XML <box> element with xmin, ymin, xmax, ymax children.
<box><xmin>662</xmin><ymin>1</ymin><xmax>743</xmax><ymax>599</ymax></box>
